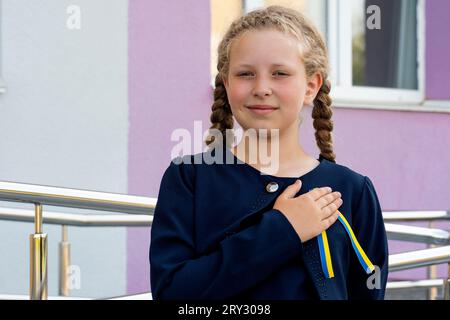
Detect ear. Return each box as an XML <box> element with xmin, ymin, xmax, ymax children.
<box><xmin>304</xmin><ymin>73</ymin><xmax>323</xmax><ymax>106</ymax></box>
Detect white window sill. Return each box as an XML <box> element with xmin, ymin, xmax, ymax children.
<box><xmin>330</xmin><ymin>86</ymin><xmax>450</xmax><ymax>114</ymax></box>
<box><xmin>331</xmin><ymin>99</ymin><xmax>450</xmax><ymax>114</ymax></box>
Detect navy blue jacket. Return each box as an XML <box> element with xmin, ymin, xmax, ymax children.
<box><xmin>149</xmin><ymin>145</ymin><xmax>388</xmax><ymax>300</ymax></box>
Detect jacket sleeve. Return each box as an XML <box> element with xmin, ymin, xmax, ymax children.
<box><xmin>347</xmin><ymin>176</ymin><xmax>389</xmax><ymax>300</ymax></box>
<box><xmin>149</xmin><ymin>159</ymin><xmax>303</xmax><ymax>300</ymax></box>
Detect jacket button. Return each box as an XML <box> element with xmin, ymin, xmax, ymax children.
<box><xmin>265</xmin><ymin>182</ymin><xmax>279</xmax><ymax>193</ymax></box>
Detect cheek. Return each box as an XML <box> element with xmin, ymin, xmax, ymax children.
<box><xmin>277</xmin><ymin>83</ymin><xmax>305</xmax><ymax>108</ymax></box>
<box><xmin>227</xmin><ymin>82</ymin><xmax>249</xmax><ymax>106</ymax></box>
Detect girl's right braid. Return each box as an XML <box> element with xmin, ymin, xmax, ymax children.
<box><xmin>205</xmin><ymin>74</ymin><xmax>234</xmax><ymax>149</ymax></box>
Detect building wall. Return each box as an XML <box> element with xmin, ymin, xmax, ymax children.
<box><xmin>127</xmin><ymin>0</ymin><xmax>211</xmax><ymax>294</ymax></box>
<box><xmin>425</xmin><ymin>0</ymin><xmax>450</xmax><ymax>100</ymax></box>
<box><xmin>0</xmin><ymin>0</ymin><xmax>129</xmax><ymax>297</ymax></box>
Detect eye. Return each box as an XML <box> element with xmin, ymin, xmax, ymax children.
<box><xmin>237</xmin><ymin>72</ymin><xmax>253</xmax><ymax>77</ymax></box>
<box><xmin>274</xmin><ymin>71</ymin><xmax>289</xmax><ymax>76</ymax></box>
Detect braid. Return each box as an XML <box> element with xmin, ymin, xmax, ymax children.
<box><xmin>312</xmin><ymin>79</ymin><xmax>336</xmax><ymax>163</ymax></box>
<box><xmin>205</xmin><ymin>73</ymin><xmax>234</xmax><ymax>149</ymax></box>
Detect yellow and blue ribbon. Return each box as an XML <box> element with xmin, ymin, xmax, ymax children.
<box><xmin>317</xmin><ymin>211</ymin><xmax>375</xmax><ymax>279</ymax></box>
<box><xmin>317</xmin><ymin>230</ymin><xmax>334</xmax><ymax>278</ymax></box>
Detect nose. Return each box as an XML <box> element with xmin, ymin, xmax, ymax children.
<box><xmin>252</xmin><ymin>77</ymin><xmax>272</xmax><ymax>97</ymax></box>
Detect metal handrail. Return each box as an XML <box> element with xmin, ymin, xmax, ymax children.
<box><xmin>0</xmin><ymin>207</ymin><xmax>153</xmax><ymax>226</ymax></box>
<box><xmin>385</xmin><ymin>223</ymin><xmax>450</xmax><ymax>245</ymax></box>
<box><xmin>0</xmin><ymin>180</ymin><xmax>157</xmax><ymax>300</ymax></box>
<box><xmin>389</xmin><ymin>246</ymin><xmax>450</xmax><ymax>272</ymax></box>
<box><xmin>0</xmin><ymin>181</ymin><xmax>156</xmax><ymax>215</ymax></box>
<box><xmin>383</xmin><ymin>211</ymin><xmax>450</xmax><ymax>299</ymax></box>
<box><xmin>387</xmin><ymin>279</ymin><xmax>449</xmax><ymax>290</ymax></box>
<box><xmin>383</xmin><ymin>211</ymin><xmax>450</xmax><ymax>221</ymax></box>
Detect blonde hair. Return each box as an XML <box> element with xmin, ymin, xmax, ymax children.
<box><xmin>205</xmin><ymin>5</ymin><xmax>335</xmax><ymax>163</ymax></box>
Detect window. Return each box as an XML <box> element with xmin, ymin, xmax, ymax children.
<box><xmin>352</xmin><ymin>0</ymin><xmax>418</xmax><ymax>90</ymax></box>
<box><xmin>329</xmin><ymin>0</ymin><xmax>424</xmax><ymax>107</ymax></box>
<box><xmin>210</xmin><ymin>0</ymin><xmax>425</xmax><ymax>109</ymax></box>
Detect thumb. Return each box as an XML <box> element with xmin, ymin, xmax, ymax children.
<box><xmin>282</xmin><ymin>179</ymin><xmax>302</xmax><ymax>199</ymax></box>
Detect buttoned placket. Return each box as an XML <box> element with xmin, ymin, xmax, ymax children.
<box><xmin>223</xmin><ymin>176</ymin><xmax>329</xmax><ymax>299</ymax></box>
<box><xmin>258</xmin><ymin>177</ymin><xmax>328</xmax><ymax>300</ymax></box>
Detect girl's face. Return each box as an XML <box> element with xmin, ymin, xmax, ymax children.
<box><xmin>223</xmin><ymin>29</ymin><xmax>322</xmax><ymax>133</ymax></box>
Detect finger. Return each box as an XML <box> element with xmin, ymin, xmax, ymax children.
<box><xmin>310</xmin><ymin>186</ymin><xmax>332</xmax><ymax>201</ymax></box>
<box><xmin>282</xmin><ymin>180</ymin><xmax>302</xmax><ymax>200</ymax></box>
<box><xmin>321</xmin><ymin>197</ymin><xmax>343</xmax><ymax>219</ymax></box>
<box><xmin>317</xmin><ymin>191</ymin><xmax>341</xmax><ymax>209</ymax></box>
<box><xmin>321</xmin><ymin>210</ymin><xmax>340</xmax><ymax>230</ymax></box>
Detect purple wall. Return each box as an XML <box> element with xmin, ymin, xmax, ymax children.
<box><xmin>127</xmin><ymin>0</ymin><xmax>450</xmax><ymax>293</ymax></box>
<box><xmin>127</xmin><ymin>0</ymin><xmax>211</xmax><ymax>294</ymax></box>
<box><xmin>426</xmin><ymin>0</ymin><xmax>450</xmax><ymax>100</ymax></box>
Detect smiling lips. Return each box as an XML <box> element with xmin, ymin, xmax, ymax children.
<box><xmin>246</xmin><ymin>105</ymin><xmax>278</xmax><ymax>115</ymax></box>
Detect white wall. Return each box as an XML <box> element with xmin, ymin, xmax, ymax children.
<box><xmin>0</xmin><ymin>0</ymin><xmax>129</xmax><ymax>298</ymax></box>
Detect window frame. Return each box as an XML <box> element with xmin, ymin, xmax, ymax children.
<box><xmin>327</xmin><ymin>0</ymin><xmax>427</xmax><ymax>110</ymax></box>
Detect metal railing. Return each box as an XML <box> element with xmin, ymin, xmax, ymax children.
<box><xmin>1</xmin><ymin>180</ymin><xmax>449</xmax><ymax>300</ymax></box>
<box><xmin>385</xmin><ymin>223</ymin><xmax>450</xmax><ymax>245</ymax></box>
<box><xmin>0</xmin><ymin>206</ymin><xmax>153</xmax><ymax>226</ymax></box>
<box><xmin>383</xmin><ymin>210</ymin><xmax>450</xmax><ymax>300</ymax></box>
<box><xmin>0</xmin><ymin>180</ymin><xmax>156</xmax><ymax>300</ymax></box>
<box><xmin>383</xmin><ymin>211</ymin><xmax>450</xmax><ymax>221</ymax></box>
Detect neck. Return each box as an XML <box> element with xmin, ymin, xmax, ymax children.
<box><xmin>232</xmin><ymin>120</ymin><xmax>310</xmax><ymax>174</ymax></box>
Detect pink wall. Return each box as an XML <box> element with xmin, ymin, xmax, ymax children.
<box><xmin>426</xmin><ymin>0</ymin><xmax>450</xmax><ymax>99</ymax></box>
<box><xmin>127</xmin><ymin>0</ymin><xmax>211</xmax><ymax>293</ymax></box>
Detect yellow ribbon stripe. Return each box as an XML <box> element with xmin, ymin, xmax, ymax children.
<box><xmin>317</xmin><ymin>210</ymin><xmax>376</xmax><ymax>279</ymax></box>
<box><xmin>337</xmin><ymin>211</ymin><xmax>375</xmax><ymax>273</ymax></box>
<box><xmin>321</xmin><ymin>231</ymin><xmax>334</xmax><ymax>278</ymax></box>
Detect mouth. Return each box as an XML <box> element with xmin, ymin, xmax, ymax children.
<box><xmin>246</xmin><ymin>105</ymin><xmax>279</xmax><ymax>116</ymax></box>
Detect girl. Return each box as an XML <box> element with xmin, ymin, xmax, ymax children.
<box><xmin>150</xmin><ymin>5</ymin><xmax>388</xmax><ymax>300</ymax></box>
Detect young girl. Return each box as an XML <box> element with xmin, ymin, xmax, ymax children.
<box><xmin>150</xmin><ymin>5</ymin><xmax>388</xmax><ymax>300</ymax></box>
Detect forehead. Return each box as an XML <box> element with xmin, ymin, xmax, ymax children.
<box><xmin>229</xmin><ymin>29</ymin><xmax>302</xmax><ymax>68</ymax></box>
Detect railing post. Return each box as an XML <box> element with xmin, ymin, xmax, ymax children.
<box><xmin>444</xmin><ymin>263</ymin><xmax>450</xmax><ymax>300</ymax></box>
<box><xmin>59</xmin><ymin>225</ymin><xmax>70</xmax><ymax>296</ymax></box>
<box><xmin>30</xmin><ymin>203</ymin><xmax>48</xmax><ymax>300</ymax></box>
<box><xmin>428</xmin><ymin>221</ymin><xmax>438</xmax><ymax>300</ymax></box>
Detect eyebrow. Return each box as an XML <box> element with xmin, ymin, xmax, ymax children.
<box><xmin>235</xmin><ymin>63</ymin><xmax>291</xmax><ymax>68</ymax></box>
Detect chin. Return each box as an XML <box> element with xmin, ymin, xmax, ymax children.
<box><xmin>241</xmin><ymin>123</ymin><xmax>280</xmax><ymax>136</ymax></box>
